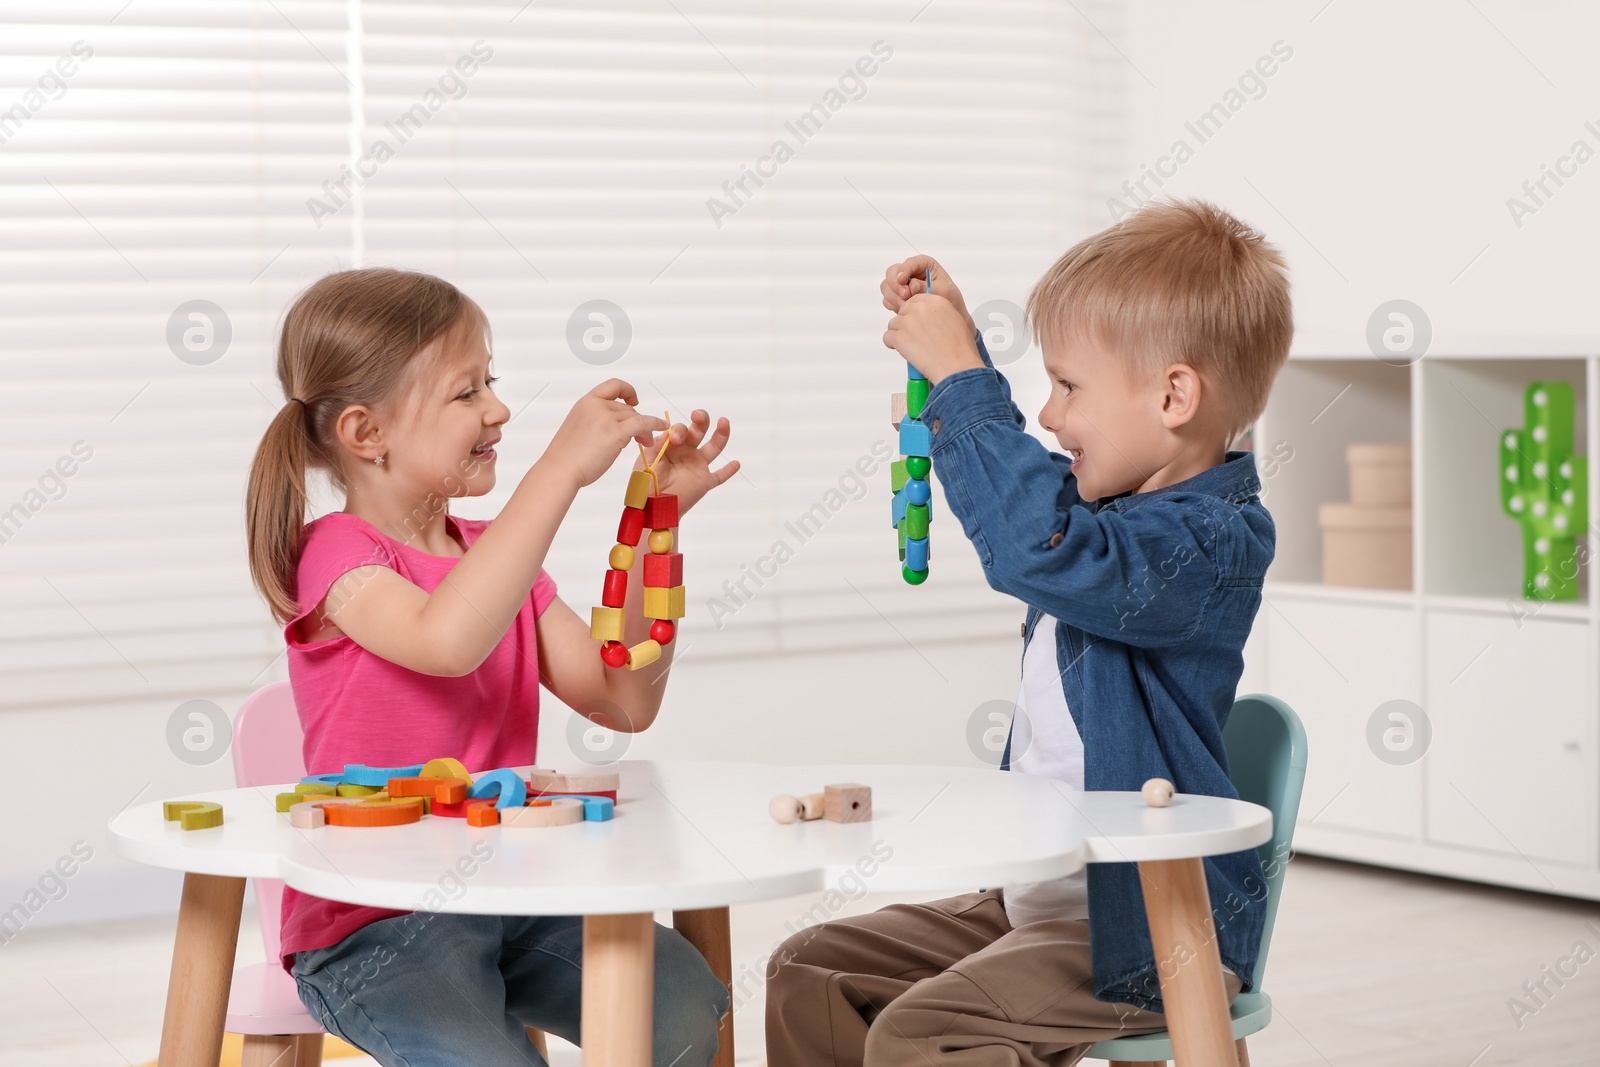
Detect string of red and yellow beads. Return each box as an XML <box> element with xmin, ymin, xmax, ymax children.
<box><xmin>590</xmin><ymin>431</ymin><xmax>687</xmax><ymax>669</ymax></box>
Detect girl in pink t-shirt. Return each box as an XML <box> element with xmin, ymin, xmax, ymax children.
<box><xmin>244</xmin><ymin>268</ymin><xmax>739</xmax><ymax>1066</ymax></box>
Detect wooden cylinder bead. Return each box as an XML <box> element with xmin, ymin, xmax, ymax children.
<box><xmin>609</xmin><ymin>543</ymin><xmax>635</xmax><ymax>571</ymax></box>
<box><xmin>649</xmin><ymin>619</ymin><xmax>675</xmax><ymax>645</ymax></box>
<box><xmin>600</xmin><ymin>640</ymin><xmax>629</xmax><ymax>668</ymax></box>
<box><xmin>647</xmin><ymin>528</ymin><xmax>674</xmax><ymax>554</ymax></box>
<box><xmin>625</xmin><ymin>639</ymin><xmax>662</xmax><ymax>671</ymax></box>
<box><xmin>602</xmin><ymin>568</ymin><xmax>628</xmax><ymax>608</ymax></box>
<box><xmin>1142</xmin><ymin>778</ymin><xmax>1174</xmax><ymax>808</ymax></box>
<box><xmin>617</xmin><ymin>507</ymin><xmax>645</xmax><ymax>546</ymax></box>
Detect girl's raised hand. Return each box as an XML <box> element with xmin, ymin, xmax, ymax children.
<box><xmin>638</xmin><ymin>409</ymin><xmax>739</xmax><ymax>513</ymax></box>
<box><xmin>546</xmin><ymin>379</ymin><xmax>669</xmax><ymax>489</ymax></box>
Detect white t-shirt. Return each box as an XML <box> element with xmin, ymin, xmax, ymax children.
<box><xmin>1001</xmin><ymin>614</ymin><xmax>1090</xmax><ymax>929</ymax></box>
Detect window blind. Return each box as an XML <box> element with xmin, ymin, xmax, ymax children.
<box><xmin>0</xmin><ymin>0</ymin><xmax>1120</xmax><ymax>712</ymax></box>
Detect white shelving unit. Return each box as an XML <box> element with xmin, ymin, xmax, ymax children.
<box><xmin>1241</xmin><ymin>341</ymin><xmax>1600</xmax><ymax>900</ymax></box>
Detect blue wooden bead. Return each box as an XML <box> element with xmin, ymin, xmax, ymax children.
<box><xmin>906</xmin><ymin>362</ymin><xmax>926</xmax><ymax>382</ymax></box>
<box><xmin>906</xmin><ymin>478</ymin><xmax>930</xmax><ymax>506</ymax></box>
<box><xmin>899</xmin><ymin>419</ymin><xmax>931</xmax><ymax>458</ymax></box>
<box><xmin>905</xmin><ymin>535</ymin><xmax>929</xmax><ymax>570</ymax></box>
<box><xmin>892</xmin><ymin>488</ymin><xmax>907</xmax><ymax>528</ymax></box>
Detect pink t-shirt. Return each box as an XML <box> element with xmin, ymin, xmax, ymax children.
<box><xmin>277</xmin><ymin>510</ymin><xmax>558</xmax><ymax>975</ymax></box>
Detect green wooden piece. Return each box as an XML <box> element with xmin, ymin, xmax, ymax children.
<box><xmin>902</xmin><ymin>564</ymin><xmax>928</xmax><ymax>585</ymax></box>
<box><xmin>898</xmin><ymin>519</ymin><xmax>906</xmax><ymax>561</ymax></box>
<box><xmin>891</xmin><ymin>459</ymin><xmax>908</xmax><ymax>493</ymax></box>
<box><xmin>906</xmin><ymin>377</ymin><xmax>930</xmax><ymax>419</ymax></box>
<box><xmin>1499</xmin><ymin>380</ymin><xmax>1588</xmax><ymax>600</ymax></box>
<box><xmin>905</xmin><ymin>503</ymin><xmax>929</xmax><ymax>540</ymax></box>
<box><xmin>906</xmin><ymin>456</ymin><xmax>930</xmax><ymax>479</ymax></box>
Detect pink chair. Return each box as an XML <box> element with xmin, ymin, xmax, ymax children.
<box><xmin>229</xmin><ymin>681</ymin><xmax>327</xmax><ymax>1067</ymax></box>
<box><xmin>227</xmin><ymin>682</ymin><xmax>552</xmax><ymax>1064</ymax></box>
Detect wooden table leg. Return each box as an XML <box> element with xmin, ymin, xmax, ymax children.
<box><xmin>1137</xmin><ymin>858</ymin><xmax>1239</xmax><ymax>1067</ymax></box>
<box><xmin>672</xmin><ymin>906</ymin><xmax>734</xmax><ymax>1067</ymax></box>
<box><xmin>158</xmin><ymin>872</ymin><xmax>246</xmax><ymax>1067</ymax></box>
<box><xmin>583</xmin><ymin>913</ymin><xmax>655</xmax><ymax>1067</ymax></box>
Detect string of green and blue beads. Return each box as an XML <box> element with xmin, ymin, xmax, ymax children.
<box><xmin>891</xmin><ymin>268</ymin><xmax>934</xmax><ymax>584</ymax></box>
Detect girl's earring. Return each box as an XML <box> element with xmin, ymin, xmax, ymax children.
<box><xmin>375</xmin><ymin>455</ymin><xmax>385</xmax><ymax>466</ymax></box>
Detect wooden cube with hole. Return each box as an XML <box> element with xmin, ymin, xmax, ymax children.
<box><xmin>824</xmin><ymin>783</ymin><xmax>872</xmax><ymax>823</ymax></box>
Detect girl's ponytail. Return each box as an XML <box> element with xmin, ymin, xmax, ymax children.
<box><xmin>245</xmin><ymin>268</ymin><xmax>488</xmax><ymax>626</ymax></box>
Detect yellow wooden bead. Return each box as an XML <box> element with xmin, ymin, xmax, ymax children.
<box><xmin>609</xmin><ymin>543</ymin><xmax>635</xmax><ymax>571</ymax></box>
<box><xmin>642</xmin><ymin>584</ymin><xmax>686</xmax><ymax>620</ymax></box>
<box><xmin>647</xmin><ymin>528</ymin><xmax>674</xmax><ymax>554</ymax></box>
<box><xmin>624</xmin><ymin>470</ymin><xmax>652</xmax><ymax>510</ymax></box>
<box><xmin>625</xmin><ymin>639</ymin><xmax>662</xmax><ymax>670</ymax></box>
<box><xmin>590</xmin><ymin>606</ymin><xmax>625</xmax><ymax>643</ymax></box>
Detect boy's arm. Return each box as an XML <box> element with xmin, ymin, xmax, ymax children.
<box><xmin>922</xmin><ymin>368</ymin><xmax>1224</xmax><ymax>648</ymax></box>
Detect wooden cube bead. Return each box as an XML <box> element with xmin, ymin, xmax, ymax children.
<box><xmin>643</xmin><ymin>494</ymin><xmax>679</xmax><ymax>529</ymax></box>
<box><xmin>824</xmin><ymin>783</ymin><xmax>872</xmax><ymax>823</ymax></box>
<box><xmin>642</xmin><ymin>552</ymin><xmax>682</xmax><ymax>588</ymax></box>
<box><xmin>624</xmin><ymin>470</ymin><xmax>652</xmax><ymax>510</ymax></box>
<box><xmin>590</xmin><ymin>606</ymin><xmax>625</xmax><ymax>643</ymax></box>
<box><xmin>899</xmin><ymin>419</ymin><xmax>931</xmax><ymax>459</ymax></box>
<box><xmin>891</xmin><ymin>391</ymin><xmax>906</xmax><ymax>430</ymax></box>
<box><xmin>642</xmin><ymin>585</ymin><xmax>686</xmax><ymax>620</ymax></box>
<box><xmin>617</xmin><ymin>507</ymin><xmax>645</xmax><ymax>546</ymax></box>
<box><xmin>602</xmin><ymin>567</ymin><xmax>628</xmax><ymax>608</ymax></box>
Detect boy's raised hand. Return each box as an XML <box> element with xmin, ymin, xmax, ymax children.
<box><xmin>883</xmin><ymin>292</ymin><xmax>983</xmax><ymax>385</ymax></box>
<box><xmin>881</xmin><ymin>255</ymin><xmax>976</xmax><ymax>334</ymax></box>
<box><xmin>639</xmin><ymin>408</ymin><xmax>739</xmax><ymax>513</ymax></box>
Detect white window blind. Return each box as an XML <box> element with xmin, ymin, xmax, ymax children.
<box><xmin>0</xmin><ymin>0</ymin><xmax>1122</xmax><ymax>713</ymax></box>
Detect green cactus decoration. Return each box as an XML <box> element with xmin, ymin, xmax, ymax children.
<box><xmin>1499</xmin><ymin>381</ymin><xmax>1587</xmax><ymax>600</ymax></box>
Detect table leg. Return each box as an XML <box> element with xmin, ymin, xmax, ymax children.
<box><xmin>583</xmin><ymin>913</ymin><xmax>655</xmax><ymax>1067</ymax></box>
<box><xmin>158</xmin><ymin>872</ymin><xmax>246</xmax><ymax>1067</ymax></box>
<box><xmin>672</xmin><ymin>906</ymin><xmax>734</xmax><ymax>1067</ymax></box>
<box><xmin>1137</xmin><ymin>858</ymin><xmax>1239</xmax><ymax>1067</ymax></box>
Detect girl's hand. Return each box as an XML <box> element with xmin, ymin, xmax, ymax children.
<box><xmin>545</xmin><ymin>379</ymin><xmax>669</xmax><ymax>490</ymax></box>
<box><xmin>881</xmin><ymin>255</ymin><xmax>975</xmax><ymax>334</ymax></box>
<box><xmin>637</xmin><ymin>409</ymin><xmax>739</xmax><ymax>513</ymax></box>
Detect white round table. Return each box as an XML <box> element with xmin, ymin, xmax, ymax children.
<box><xmin>110</xmin><ymin>759</ymin><xmax>1270</xmax><ymax>1067</ymax></box>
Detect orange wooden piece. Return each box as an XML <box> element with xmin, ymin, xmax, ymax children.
<box><xmin>466</xmin><ymin>799</ymin><xmax>501</xmax><ymax>826</ymax></box>
<box><xmin>324</xmin><ymin>797</ymin><xmax>425</xmax><ymax>827</ymax></box>
<box><xmin>389</xmin><ymin>776</ymin><xmax>469</xmax><ymax>803</ymax></box>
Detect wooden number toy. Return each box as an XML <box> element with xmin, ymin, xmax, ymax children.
<box><xmin>891</xmin><ymin>277</ymin><xmax>933</xmax><ymax>586</ymax></box>
<box><xmin>162</xmin><ymin>800</ymin><xmax>223</xmax><ymax>830</ymax></box>
<box><xmin>342</xmin><ymin>762</ymin><xmax>426</xmax><ymax>787</ymax></box>
<box><xmin>527</xmin><ymin>770</ymin><xmax>619</xmax><ymax>802</ymax></box>
<box><xmin>502</xmin><ymin>797</ymin><xmax>585</xmax><ymax>829</ymax></box>
<box><xmin>388</xmin><ymin>776</ymin><xmax>470</xmax><ymax>804</ymax></box>
<box><xmin>592</xmin><ymin>422</ymin><xmax>685</xmax><ymax>670</ymax></box>
<box><xmin>769</xmin><ymin>783</ymin><xmax>873</xmax><ymax>824</ymax></box>
<box><xmin>529</xmin><ymin>793</ymin><xmax>615</xmax><ymax>821</ymax></box>
<box><xmin>467</xmin><ymin>768</ymin><xmax>527</xmax><ymax>810</ymax></box>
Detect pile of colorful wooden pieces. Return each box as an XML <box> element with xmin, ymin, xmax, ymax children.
<box><xmin>262</xmin><ymin>760</ymin><xmax>620</xmax><ymax>830</ymax></box>
<box><xmin>890</xmin><ymin>363</ymin><xmax>931</xmax><ymax>585</ymax></box>
<box><xmin>768</xmin><ymin>782</ymin><xmax>872</xmax><ymax>824</ymax></box>
<box><xmin>592</xmin><ymin>470</ymin><xmax>684</xmax><ymax>670</ymax></box>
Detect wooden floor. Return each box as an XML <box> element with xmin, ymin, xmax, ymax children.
<box><xmin>2</xmin><ymin>856</ymin><xmax>1596</xmax><ymax>1066</ymax></box>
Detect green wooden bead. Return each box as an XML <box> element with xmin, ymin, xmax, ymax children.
<box><xmin>906</xmin><ymin>378</ymin><xmax>930</xmax><ymax>419</ymax></box>
<box><xmin>902</xmin><ymin>564</ymin><xmax>928</xmax><ymax>585</ymax></box>
<box><xmin>906</xmin><ymin>456</ymin><xmax>930</xmax><ymax>479</ymax></box>
<box><xmin>898</xmin><ymin>520</ymin><xmax>906</xmax><ymax>560</ymax></box>
<box><xmin>905</xmin><ymin>503</ymin><xmax>929</xmax><ymax>540</ymax></box>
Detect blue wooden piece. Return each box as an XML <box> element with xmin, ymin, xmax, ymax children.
<box><xmin>899</xmin><ymin>419</ymin><xmax>931</xmax><ymax>458</ymax></box>
<box><xmin>300</xmin><ymin>772</ymin><xmax>343</xmax><ymax>787</ymax></box>
<box><xmin>467</xmin><ymin>768</ymin><xmax>527</xmax><ymax>810</ymax></box>
<box><xmin>892</xmin><ymin>487</ymin><xmax>907</xmax><ymax>528</ymax></box>
<box><xmin>341</xmin><ymin>763</ymin><xmax>425</xmax><ymax>787</ymax></box>
<box><xmin>905</xmin><ymin>361</ymin><xmax>926</xmax><ymax>382</ymax></box>
<box><xmin>905</xmin><ymin>477</ymin><xmax>930</xmax><ymax>507</ymax></box>
<box><xmin>905</xmin><ymin>535</ymin><xmax>929</xmax><ymax>570</ymax></box>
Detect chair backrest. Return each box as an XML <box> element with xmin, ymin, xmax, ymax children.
<box><xmin>1221</xmin><ymin>692</ymin><xmax>1308</xmax><ymax>991</ymax></box>
<box><xmin>231</xmin><ymin>681</ymin><xmax>305</xmax><ymax>964</ymax></box>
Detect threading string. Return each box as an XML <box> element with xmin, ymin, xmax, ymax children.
<box><xmin>636</xmin><ymin>411</ymin><xmax>672</xmax><ymax>497</ymax></box>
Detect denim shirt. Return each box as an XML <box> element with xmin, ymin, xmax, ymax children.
<box><xmin>920</xmin><ymin>334</ymin><xmax>1271</xmax><ymax>1013</ymax></box>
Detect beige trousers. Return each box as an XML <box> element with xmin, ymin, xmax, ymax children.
<box><xmin>765</xmin><ymin>888</ymin><xmax>1241</xmax><ymax>1067</ymax></box>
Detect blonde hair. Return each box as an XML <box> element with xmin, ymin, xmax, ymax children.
<box><xmin>1026</xmin><ymin>197</ymin><xmax>1293</xmax><ymax>442</ymax></box>
<box><xmin>246</xmin><ymin>268</ymin><xmax>489</xmax><ymax>625</ymax></box>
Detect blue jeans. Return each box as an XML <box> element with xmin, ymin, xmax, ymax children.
<box><xmin>291</xmin><ymin>911</ymin><xmax>730</xmax><ymax>1067</ymax></box>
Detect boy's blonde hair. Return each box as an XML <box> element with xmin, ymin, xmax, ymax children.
<box><xmin>1026</xmin><ymin>197</ymin><xmax>1293</xmax><ymax>443</ymax></box>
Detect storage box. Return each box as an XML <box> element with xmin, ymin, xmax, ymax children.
<box><xmin>1318</xmin><ymin>503</ymin><xmax>1413</xmax><ymax>590</ymax></box>
<box><xmin>1347</xmin><ymin>443</ymin><xmax>1412</xmax><ymax>507</ymax></box>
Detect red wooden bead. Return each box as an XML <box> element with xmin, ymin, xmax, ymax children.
<box><xmin>600</xmin><ymin>640</ymin><xmax>629</xmax><ymax>668</ymax></box>
<box><xmin>616</xmin><ymin>507</ymin><xmax>645</xmax><ymax>546</ymax></box>
<box><xmin>649</xmin><ymin>619</ymin><xmax>675</xmax><ymax>645</ymax></box>
<box><xmin>601</xmin><ymin>568</ymin><xmax>628</xmax><ymax>607</ymax></box>
<box><xmin>643</xmin><ymin>494</ymin><xmax>679</xmax><ymax>530</ymax></box>
<box><xmin>642</xmin><ymin>551</ymin><xmax>683</xmax><ymax>588</ymax></box>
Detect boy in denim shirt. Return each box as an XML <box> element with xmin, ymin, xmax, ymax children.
<box><xmin>766</xmin><ymin>199</ymin><xmax>1292</xmax><ymax>1066</ymax></box>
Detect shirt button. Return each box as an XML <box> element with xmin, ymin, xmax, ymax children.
<box><xmin>1020</xmin><ymin>622</ymin><xmax>1027</xmax><ymax>638</ymax></box>
<box><xmin>1049</xmin><ymin>532</ymin><xmax>1064</xmax><ymax>548</ymax></box>
<box><xmin>931</xmin><ymin>418</ymin><xmax>942</xmax><ymax>435</ymax></box>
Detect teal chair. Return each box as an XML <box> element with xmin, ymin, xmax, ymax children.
<box><xmin>1088</xmin><ymin>693</ymin><xmax>1308</xmax><ymax>1067</ymax></box>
